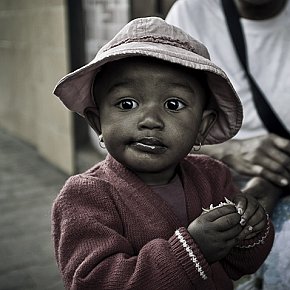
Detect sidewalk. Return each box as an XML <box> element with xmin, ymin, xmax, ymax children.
<box><xmin>0</xmin><ymin>129</ymin><xmax>66</xmax><ymax>290</ymax></box>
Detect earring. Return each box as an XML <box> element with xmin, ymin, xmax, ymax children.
<box><xmin>98</xmin><ymin>134</ymin><xmax>106</xmax><ymax>149</ymax></box>
<box><xmin>193</xmin><ymin>142</ymin><xmax>202</xmax><ymax>152</ymax></box>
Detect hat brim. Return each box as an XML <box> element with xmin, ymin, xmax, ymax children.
<box><xmin>54</xmin><ymin>41</ymin><xmax>243</xmax><ymax>145</ymax></box>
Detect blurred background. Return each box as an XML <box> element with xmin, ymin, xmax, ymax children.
<box><xmin>0</xmin><ymin>0</ymin><xmax>176</xmax><ymax>289</ymax></box>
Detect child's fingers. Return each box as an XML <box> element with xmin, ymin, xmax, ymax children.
<box><xmin>204</xmin><ymin>205</ymin><xmax>238</xmax><ymax>222</ymax></box>
<box><xmin>214</xmin><ymin>212</ymin><xmax>242</xmax><ymax>231</ymax></box>
<box><xmin>234</xmin><ymin>194</ymin><xmax>247</xmax><ymax>216</ymax></box>
<box><xmin>246</xmin><ymin>208</ymin><xmax>266</xmax><ymax>229</ymax></box>
<box><xmin>239</xmin><ymin>197</ymin><xmax>260</xmax><ymax>226</ymax></box>
<box><xmin>244</xmin><ymin>222</ymin><xmax>264</xmax><ymax>239</ymax></box>
<box><xmin>238</xmin><ymin>231</ymin><xmax>257</xmax><ymax>241</ymax></box>
<box><xmin>244</xmin><ymin>208</ymin><xmax>267</xmax><ymax>235</ymax></box>
<box><xmin>237</xmin><ymin>224</ymin><xmax>256</xmax><ymax>240</ymax></box>
<box><xmin>238</xmin><ymin>222</ymin><xmax>263</xmax><ymax>240</ymax></box>
<box><xmin>220</xmin><ymin>224</ymin><xmax>243</xmax><ymax>241</ymax></box>
<box><xmin>237</xmin><ymin>212</ymin><xmax>268</xmax><ymax>240</ymax></box>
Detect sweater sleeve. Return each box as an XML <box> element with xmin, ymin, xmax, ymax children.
<box><xmin>52</xmin><ymin>175</ymin><xmax>216</xmax><ymax>290</ymax></box>
<box><xmin>188</xmin><ymin>155</ymin><xmax>275</xmax><ymax>280</ymax></box>
<box><xmin>214</xmin><ymin>163</ymin><xmax>275</xmax><ymax>280</ymax></box>
<box><xmin>221</xmin><ymin>215</ymin><xmax>275</xmax><ymax>280</ymax></box>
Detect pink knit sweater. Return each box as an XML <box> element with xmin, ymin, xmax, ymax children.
<box><xmin>52</xmin><ymin>154</ymin><xmax>274</xmax><ymax>290</ymax></box>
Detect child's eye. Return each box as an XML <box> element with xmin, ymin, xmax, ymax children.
<box><xmin>164</xmin><ymin>99</ymin><xmax>186</xmax><ymax>111</ymax></box>
<box><xmin>116</xmin><ymin>99</ymin><xmax>138</xmax><ymax>110</ymax></box>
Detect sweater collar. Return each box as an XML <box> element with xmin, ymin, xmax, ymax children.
<box><xmin>103</xmin><ymin>154</ymin><xmax>203</xmax><ymax>227</ymax></box>
<box><xmin>104</xmin><ymin>154</ymin><xmax>185</xmax><ymax>227</ymax></box>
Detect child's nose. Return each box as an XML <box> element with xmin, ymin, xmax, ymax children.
<box><xmin>137</xmin><ymin>106</ymin><xmax>164</xmax><ymax>130</ymax></box>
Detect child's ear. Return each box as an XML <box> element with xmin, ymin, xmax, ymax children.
<box><xmin>196</xmin><ymin>109</ymin><xmax>217</xmax><ymax>144</ymax></box>
<box><xmin>84</xmin><ymin>107</ymin><xmax>102</xmax><ymax>135</ymax></box>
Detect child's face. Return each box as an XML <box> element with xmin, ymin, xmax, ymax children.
<box><xmin>89</xmin><ymin>57</ymin><xmax>215</xmax><ymax>185</ymax></box>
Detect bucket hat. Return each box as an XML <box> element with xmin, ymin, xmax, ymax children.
<box><xmin>54</xmin><ymin>17</ymin><xmax>243</xmax><ymax>145</ymax></box>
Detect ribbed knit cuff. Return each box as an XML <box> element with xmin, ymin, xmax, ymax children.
<box><xmin>169</xmin><ymin>227</ymin><xmax>210</xmax><ymax>283</ymax></box>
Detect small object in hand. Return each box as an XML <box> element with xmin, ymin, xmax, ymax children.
<box><xmin>202</xmin><ymin>197</ymin><xmax>237</xmax><ymax>212</ymax></box>
<box><xmin>203</xmin><ymin>197</ymin><xmax>246</xmax><ymax>226</ymax></box>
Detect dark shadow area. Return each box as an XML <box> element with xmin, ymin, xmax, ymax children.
<box><xmin>0</xmin><ymin>129</ymin><xmax>66</xmax><ymax>289</ymax></box>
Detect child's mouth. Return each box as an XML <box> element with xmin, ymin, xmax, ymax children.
<box><xmin>130</xmin><ymin>137</ymin><xmax>167</xmax><ymax>154</ymax></box>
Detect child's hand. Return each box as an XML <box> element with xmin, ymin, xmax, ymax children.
<box><xmin>187</xmin><ymin>205</ymin><xmax>242</xmax><ymax>264</ymax></box>
<box><xmin>234</xmin><ymin>194</ymin><xmax>268</xmax><ymax>240</ymax></box>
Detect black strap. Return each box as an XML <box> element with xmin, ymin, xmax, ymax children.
<box><xmin>221</xmin><ymin>0</ymin><xmax>290</xmax><ymax>139</ymax></box>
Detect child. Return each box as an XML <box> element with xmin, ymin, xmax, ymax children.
<box><xmin>52</xmin><ymin>17</ymin><xmax>274</xmax><ymax>290</ymax></box>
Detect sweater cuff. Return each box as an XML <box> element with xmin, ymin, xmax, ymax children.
<box><xmin>169</xmin><ymin>227</ymin><xmax>210</xmax><ymax>282</ymax></box>
<box><xmin>236</xmin><ymin>214</ymin><xmax>271</xmax><ymax>249</ymax></box>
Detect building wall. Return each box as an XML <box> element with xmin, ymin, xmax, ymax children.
<box><xmin>83</xmin><ymin>0</ymin><xmax>129</xmax><ymax>154</ymax></box>
<box><xmin>0</xmin><ymin>0</ymin><xmax>176</xmax><ymax>174</ymax></box>
<box><xmin>0</xmin><ymin>0</ymin><xmax>75</xmax><ymax>174</ymax></box>
<box><xmin>84</xmin><ymin>0</ymin><xmax>129</xmax><ymax>61</ymax></box>
<box><xmin>131</xmin><ymin>0</ymin><xmax>176</xmax><ymax>19</ymax></box>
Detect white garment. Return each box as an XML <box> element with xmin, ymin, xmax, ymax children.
<box><xmin>166</xmin><ymin>0</ymin><xmax>290</xmax><ymax>139</ymax></box>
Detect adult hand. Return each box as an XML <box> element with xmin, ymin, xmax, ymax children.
<box><xmin>242</xmin><ymin>177</ymin><xmax>284</xmax><ymax>214</ymax></box>
<box><xmin>187</xmin><ymin>206</ymin><xmax>242</xmax><ymax>264</ymax></box>
<box><xmin>221</xmin><ymin>134</ymin><xmax>290</xmax><ymax>187</ymax></box>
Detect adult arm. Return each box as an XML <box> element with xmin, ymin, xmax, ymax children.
<box><xmin>200</xmin><ymin>134</ymin><xmax>290</xmax><ymax>188</ymax></box>
<box><xmin>242</xmin><ymin>176</ymin><xmax>285</xmax><ymax>214</ymax></box>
